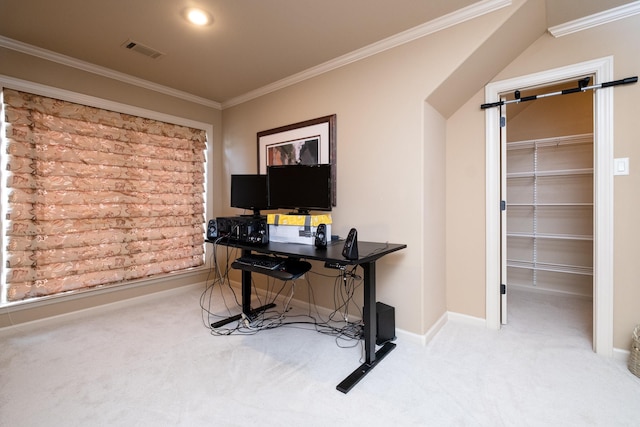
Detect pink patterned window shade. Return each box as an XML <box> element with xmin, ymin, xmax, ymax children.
<box><xmin>2</xmin><ymin>89</ymin><xmax>206</xmax><ymax>302</ymax></box>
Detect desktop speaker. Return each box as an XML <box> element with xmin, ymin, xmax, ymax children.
<box><xmin>315</xmin><ymin>223</ymin><xmax>327</xmax><ymax>249</ymax></box>
<box><xmin>342</xmin><ymin>228</ymin><xmax>358</xmax><ymax>259</ymax></box>
<box><xmin>206</xmin><ymin>219</ymin><xmax>217</xmax><ymax>240</ymax></box>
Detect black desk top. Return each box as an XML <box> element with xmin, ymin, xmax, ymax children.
<box><xmin>211</xmin><ymin>239</ymin><xmax>406</xmax><ymax>265</ymax></box>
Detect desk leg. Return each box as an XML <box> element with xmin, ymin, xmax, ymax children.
<box><xmin>210</xmin><ymin>249</ymin><xmax>275</xmax><ymax>329</ymax></box>
<box><xmin>241</xmin><ymin>254</ymin><xmax>252</xmax><ymax>315</ymax></box>
<box><xmin>240</xmin><ymin>253</ymin><xmax>276</xmax><ymax>318</ymax></box>
<box><xmin>363</xmin><ymin>261</ymin><xmax>376</xmax><ymax>363</ymax></box>
<box><xmin>336</xmin><ymin>261</ymin><xmax>396</xmax><ymax>393</ymax></box>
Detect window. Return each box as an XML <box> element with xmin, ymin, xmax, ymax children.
<box><xmin>1</xmin><ymin>87</ymin><xmax>207</xmax><ymax>304</ymax></box>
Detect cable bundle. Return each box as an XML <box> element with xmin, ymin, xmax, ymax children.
<box><xmin>199</xmin><ymin>241</ymin><xmax>364</xmax><ymax>350</ymax></box>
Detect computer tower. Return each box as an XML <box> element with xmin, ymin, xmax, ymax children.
<box><xmin>376</xmin><ymin>302</ymin><xmax>396</xmax><ymax>345</ymax></box>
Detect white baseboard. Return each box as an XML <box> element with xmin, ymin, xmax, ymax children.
<box><xmin>233</xmin><ymin>279</ymin><xmax>450</xmax><ymax>347</ymax></box>
<box><xmin>613</xmin><ymin>347</ymin><xmax>630</xmax><ymax>363</ymax></box>
<box><xmin>241</xmin><ymin>279</ymin><xmax>488</xmax><ymax>348</ymax></box>
<box><xmin>0</xmin><ymin>281</ymin><xmax>206</xmax><ymax>334</ymax></box>
<box><xmin>394</xmin><ymin>328</ymin><xmax>425</xmax><ymax>345</ymax></box>
<box><xmin>397</xmin><ymin>312</ymin><xmax>485</xmax><ymax>346</ymax></box>
<box><xmin>447</xmin><ymin>311</ymin><xmax>487</xmax><ymax>327</ymax></box>
<box><xmin>221</xmin><ymin>282</ymin><xmax>626</xmax><ymax>360</ymax></box>
<box><xmin>424</xmin><ymin>312</ymin><xmax>449</xmax><ymax>343</ymax></box>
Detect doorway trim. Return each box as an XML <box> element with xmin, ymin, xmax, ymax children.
<box><xmin>484</xmin><ymin>56</ymin><xmax>614</xmax><ymax>356</ymax></box>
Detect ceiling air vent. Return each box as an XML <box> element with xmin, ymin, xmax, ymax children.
<box><xmin>121</xmin><ymin>39</ymin><xmax>164</xmax><ymax>59</ymax></box>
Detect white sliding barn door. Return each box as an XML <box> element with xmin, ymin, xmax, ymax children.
<box><xmin>500</xmin><ymin>103</ymin><xmax>508</xmax><ymax>324</ymax></box>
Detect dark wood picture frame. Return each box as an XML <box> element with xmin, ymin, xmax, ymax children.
<box><xmin>257</xmin><ymin>114</ymin><xmax>337</xmax><ymax>206</ymax></box>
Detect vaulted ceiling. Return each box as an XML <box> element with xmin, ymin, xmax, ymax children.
<box><xmin>0</xmin><ymin>0</ymin><xmax>636</xmax><ymax>108</ymax></box>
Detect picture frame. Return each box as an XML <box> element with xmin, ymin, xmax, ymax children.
<box><xmin>257</xmin><ymin>114</ymin><xmax>336</xmax><ymax>206</ymax></box>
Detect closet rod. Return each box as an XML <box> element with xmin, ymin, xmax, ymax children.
<box><xmin>480</xmin><ymin>76</ymin><xmax>637</xmax><ymax>109</ymax></box>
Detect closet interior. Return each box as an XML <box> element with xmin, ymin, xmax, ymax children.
<box><xmin>505</xmin><ymin>79</ymin><xmax>594</xmax><ymax>299</ymax></box>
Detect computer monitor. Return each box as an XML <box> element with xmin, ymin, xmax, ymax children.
<box><xmin>267</xmin><ymin>164</ymin><xmax>332</xmax><ymax>214</ymax></box>
<box><xmin>230</xmin><ymin>174</ymin><xmax>269</xmax><ymax>216</ymax></box>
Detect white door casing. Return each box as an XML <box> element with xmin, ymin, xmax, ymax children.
<box><xmin>500</xmin><ymin>103</ymin><xmax>508</xmax><ymax>325</ymax></box>
<box><xmin>484</xmin><ymin>57</ymin><xmax>614</xmax><ymax>356</ymax></box>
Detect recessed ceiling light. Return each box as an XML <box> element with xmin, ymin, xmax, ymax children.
<box><xmin>183</xmin><ymin>8</ymin><xmax>212</xmax><ymax>26</ymax></box>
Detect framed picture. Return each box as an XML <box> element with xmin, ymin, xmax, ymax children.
<box><xmin>257</xmin><ymin>114</ymin><xmax>336</xmax><ymax>206</ymax></box>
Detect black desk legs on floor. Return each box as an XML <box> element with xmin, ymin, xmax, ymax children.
<box><xmin>241</xmin><ymin>249</ymin><xmax>252</xmax><ymax>315</ymax></box>
<box><xmin>363</xmin><ymin>261</ymin><xmax>376</xmax><ymax>363</ymax></box>
<box><xmin>210</xmin><ymin>249</ymin><xmax>275</xmax><ymax>329</ymax></box>
<box><xmin>336</xmin><ymin>261</ymin><xmax>397</xmax><ymax>393</ymax></box>
<box><xmin>207</xmin><ymin>239</ymin><xmax>403</xmax><ymax>392</ymax></box>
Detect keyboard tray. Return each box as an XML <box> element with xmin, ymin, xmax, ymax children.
<box><xmin>232</xmin><ymin>257</ymin><xmax>312</xmax><ymax>280</ymax></box>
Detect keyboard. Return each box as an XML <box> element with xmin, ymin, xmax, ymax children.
<box><xmin>234</xmin><ymin>254</ymin><xmax>284</xmax><ymax>271</ymax></box>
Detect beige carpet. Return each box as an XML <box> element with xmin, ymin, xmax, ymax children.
<box><xmin>1</xmin><ymin>283</ymin><xmax>639</xmax><ymax>426</ymax></box>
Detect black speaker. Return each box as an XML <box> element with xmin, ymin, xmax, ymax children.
<box><xmin>206</xmin><ymin>219</ymin><xmax>217</xmax><ymax>240</ymax></box>
<box><xmin>376</xmin><ymin>302</ymin><xmax>396</xmax><ymax>345</ymax></box>
<box><xmin>342</xmin><ymin>228</ymin><xmax>358</xmax><ymax>259</ymax></box>
<box><xmin>315</xmin><ymin>223</ymin><xmax>327</xmax><ymax>249</ymax></box>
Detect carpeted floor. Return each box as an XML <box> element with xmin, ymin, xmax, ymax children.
<box><xmin>1</xmin><ymin>283</ymin><xmax>639</xmax><ymax>426</ymax></box>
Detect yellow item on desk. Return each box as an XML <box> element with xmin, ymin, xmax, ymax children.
<box><xmin>267</xmin><ymin>213</ymin><xmax>332</xmax><ymax>245</ymax></box>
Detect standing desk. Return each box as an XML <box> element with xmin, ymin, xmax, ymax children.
<box><xmin>210</xmin><ymin>239</ymin><xmax>407</xmax><ymax>393</ymax></box>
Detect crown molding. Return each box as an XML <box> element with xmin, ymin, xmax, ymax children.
<box><xmin>222</xmin><ymin>0</ymin><xmax>512</xmax><ymax>108</ymax></box>
<box><xmin>548</xmin><ymin>1</ymin><xmax>640</xmax><ymax>38</ymax></box>
<box><xmin>0</xmin><ymin>35</ymin><xmax>222</xmax><ymax>110</ymax></box>
<box><xmin>0</xmin><ymin>0</ymin><xmax>511</xmax><ymax>110</ymax></box>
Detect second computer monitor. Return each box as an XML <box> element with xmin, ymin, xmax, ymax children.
<box><xmin>267</xmin><ymin>164</ymin><xmax>332</xmax><ymax>214</ymax></box>
<box><xmin>230</xmin><ymin>174</ymin><xmax>269</xmax><ymax>216</ymax></box>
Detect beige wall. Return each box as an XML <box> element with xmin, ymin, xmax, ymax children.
<box><xmin>2</xmin><ymin>0</ymin><xmax>637</xmax><ymax>350</ymax></box>
<box><xmin>447</xmin><ymin>13</ymin><xmax>640</xmax><ymax>349</ymax></box>
<box><xmin>506</xmin><ymin>86</ymin><xmax>593</xmax><ymax>141</ymax></box>
<box><xmin>445</xmin><ymin>90</ymin><xmax>489</xmax><ymax>319</ymax></box>
<box><xmin>0</xmin><ymin>47</ymin><xmax>224</xmax><ymax>327</ymax></box>
<box><xmin>221</xmin><ymin>5</ymin><xmax>520</xmax><ymax>335</ymax></box>
<box><xmin>423</xmin><ymin>104</ymin><xmax>447</xmax><ymax>328</ymax></box>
